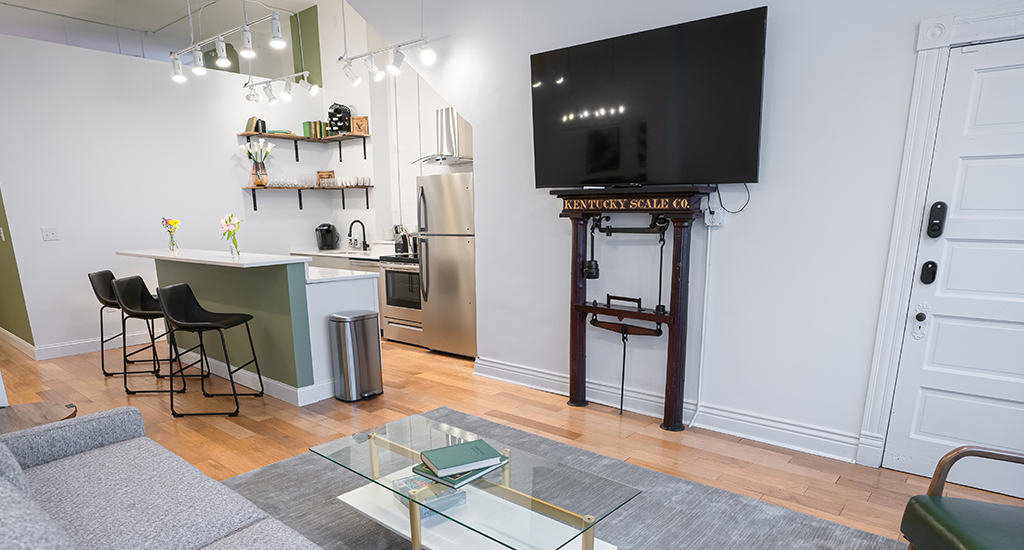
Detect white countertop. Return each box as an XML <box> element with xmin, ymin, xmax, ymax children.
<box><xmin>292</xmin><ymin>249</ymin><xmax>385</xmax><ymax>261</ymax></box>
<box><xmin>305</xmin><ymin>266</ymin><xmax>380</xmax><ymax>284</ymax></box>
<box><xmin>118</xmin><ymin>249</ymin><xmax>313</xmax><ymax>268</ymax></box>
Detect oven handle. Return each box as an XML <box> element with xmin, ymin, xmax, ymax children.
<box><xmin>380</xmin><ymin>262</ymin><xmax>420</xmax><ymax>273</ymax></box>
<box><xmin>420</xmin><ymin>238</ymin><xmax>429</xmax><ymax>303</ymax></box>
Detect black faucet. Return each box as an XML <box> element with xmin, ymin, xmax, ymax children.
<box><xmin>348</xmin><ymin>219</ymin><xmax>369</xmax><ymax>251</ymax></box>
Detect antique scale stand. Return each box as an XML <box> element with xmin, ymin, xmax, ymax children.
<box><xmin>554</xmin><ymin>186</ymin><xmax>711</xmax><ymax>431</ymax></box>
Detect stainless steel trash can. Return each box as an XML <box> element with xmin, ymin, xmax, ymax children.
<box><xmin>329</xmin><ymin>311</ymin><xmax>383</xmax><ymax>402</ymax></box>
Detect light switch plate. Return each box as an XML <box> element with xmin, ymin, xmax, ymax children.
<box><xmin>41</xmin><ymin>227</ymin><xmax>59</xmax><ymax>241</ymax></box>
<box><xmin>0</xmin><ymin>227</ymin><xmax>5</xmax><ymax>242</ymax></box>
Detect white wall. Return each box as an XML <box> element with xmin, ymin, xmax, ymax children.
<box><xmin>0</xmin><ymin>26</ymin><xmax>374</xmax><ymax>358</ymax></box>
<box><xmin>344</xmin><ymin>0</ymin><xmax>1013</xmax><ymax>461</ymax></box>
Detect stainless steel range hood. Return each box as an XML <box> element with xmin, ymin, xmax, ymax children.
<box><xmin>414</xmin><ymin>107</ymin><xmax>473</xmax><ymax>165</ymax></box>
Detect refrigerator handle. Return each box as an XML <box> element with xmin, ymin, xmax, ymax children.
<box><xmin>420</xmin><ymin>238</ymin><xmax>429</xmax><ymax>302</ymax></box>
<box><xmin>417</xmin><ymin>187</ymin><xmax>427</xmax><ymax>233</ymax></box>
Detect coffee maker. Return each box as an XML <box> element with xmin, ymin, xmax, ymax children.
<box><xmin>315</xmin><ymin>224</ymin><xmax>340</xmax><ymax>250</ymax></box>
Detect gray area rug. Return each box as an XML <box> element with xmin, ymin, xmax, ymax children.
<box><xmin>223</xmin><ymin>407</ymin><xmax>904</xmax><ymax>549</ymax></box>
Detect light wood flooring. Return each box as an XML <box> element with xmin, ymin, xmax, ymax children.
<box><xmin>2</xmin><ymin>337</ymin><xmax>1020</xmax><ymax>542</ymax></box>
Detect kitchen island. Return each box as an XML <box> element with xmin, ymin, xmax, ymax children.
<box><xmin>117</xmin><ymin>249</ymin><xmax>379</xmax><ymax>406</ymax></box>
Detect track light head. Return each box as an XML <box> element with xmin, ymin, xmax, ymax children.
<box><xmin>269</xmin><ymin>12</ymin><xmax>287</xmax><ymax>50</ymax></box>
<box><xmin>171</xmin><ymin>56</ymin><xmax>186</xmax><ymax>83</ymax></box>
<box><xmin>245</xmin><ymin>87</ymin><xmax>260</xmax><ymax>102</ymax></box>
<box><xmin>343</xmin><ymin>62</ymin><xmax>363</xmax><ymax>87</ymax></box>
<box><xmin>386</xmin><ymin>48</ymin><xmax>405</xmax><ymax>76</ymax></box>
<box><xmin>240</xmin><ymin>26</ymin><xmax>256</xmax><ymax>59</ymax></box>
<box><xmin>366</xmin><ymin>54</ymin><xmax>385</xmax><ymax>82</ymax></box>
<box><xmin>299</xmin><ymin>77</ymin><xmax>319</xmax><ymax>96</ymax></box>
<box><xmin>191</xmin><ymin>47</ymin><xmax>206</xmax><ymax>75</ymax></box>
<box><xmin>419</xmin><ymin>45</ymin><xmax>436</xmax><ymax>66</ymax></box>
<box><xmin>280</xmin><ymin>80</ymin><xmax>293</xmax><ymax>101</ymax></box>
<box><xmin>262</xmin><ymin>83</ymin><xmax>278</xmax><ymax>104</ymax></box>
<box><xmin>215</xmin><ymin>36</ymin><xmax>231</xmax><ymax>68</ymax></box>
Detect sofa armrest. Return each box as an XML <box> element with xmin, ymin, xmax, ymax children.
<box><xmin>0</xmin><ymin>407</ymin><xmax>146</xmax><ymax>469</ymax></box>
<box><xmin>927</xmin><ymin>445</ymin><xmax>1024</xmax><ymax>496</ymax></box>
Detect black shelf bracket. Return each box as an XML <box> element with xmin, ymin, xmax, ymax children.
<box><xmin>338</xmin><ymin>142</ymin><xmax>343</xmax><ymax>163</ymax></box>
<box><xmin>341</xmin><ymin>189</ymin><xmax>346</xmax><ymax>209</ymax></box>
<box><xmin>294</xmin><ymin>140</ymin><xmax>300</xmax><ymax>162</ymax></box>
<box><xmin>364</xmin><ymin>187</ymin><xmax>370</xmax><ymax>208</ymax></box>
<box><xmin>362</xmin><ymin>137</ymin><xmax>367</xmax><ymax>159</ymax></box>
<box><xmin>251</xmin><ymin>188</ymin><xmax>258</xmax><ymax>211</ymax></box>
<box><xmin>297</xmin><ymin>189</ymin><xmax>303</xmax><ymax>210</ymax></box>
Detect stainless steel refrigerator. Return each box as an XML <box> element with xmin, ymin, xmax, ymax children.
<box><xmin>417</xmin><ymin>172</ymin><xmax>477</xmax><ymax>357</ymax></box>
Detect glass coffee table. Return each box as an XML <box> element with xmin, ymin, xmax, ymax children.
<box><xmin>310</xmin><ymin>415</ymin><xmax>640</xmax><ymax>550</ymax></box>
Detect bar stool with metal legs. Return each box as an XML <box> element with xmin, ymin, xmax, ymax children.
<box><xmin>157</xmin><ymin>283</ymin><xmax>265</xmax><ymax>417</ymax></box>
<box><xmin>110</xmin><ymin>276</ymin><xmax>189</xmax><ymax>396</ymax></box>
<box><xmin>88</xmin><ymin>270</ymin><xmax>160</xmax><ymax>378</ymax></box>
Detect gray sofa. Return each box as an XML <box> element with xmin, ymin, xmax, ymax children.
<box><xmin>0</xmin><ymin>407</ymin><xmax>319</xmax><ymax>549</ymax></box>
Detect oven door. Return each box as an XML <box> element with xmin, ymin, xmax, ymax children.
<box><xmin>381</xmin><ymin>263</ymin><xmax>422</xmax><ymax>323</ymax></box>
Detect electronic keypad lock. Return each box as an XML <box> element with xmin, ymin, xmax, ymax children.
<box><xmin>920</xmin><ymin>261</ymin><xmax>938</xmax><ymax>284</ymax></box>
<box><xmin>927</xmin><ymin>202</ymin><xmax>947</xmax><ymax>238</ymax></box>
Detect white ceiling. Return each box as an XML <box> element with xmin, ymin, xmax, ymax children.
<box><xmin>5</xmin><ymin>0</ymin><xmax>316</xmax><ymax>33</ymax></box>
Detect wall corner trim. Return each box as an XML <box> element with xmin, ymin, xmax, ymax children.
<box><xmin>0</xmin><ymin>325</ymin><xmax>35</xmax><ymax>359</ymax></box>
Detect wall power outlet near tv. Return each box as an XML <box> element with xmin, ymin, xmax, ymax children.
<box><xmin>701</xmin><ymin>196</ymin><xmax>723</xmax><ymax>227</ymax></box>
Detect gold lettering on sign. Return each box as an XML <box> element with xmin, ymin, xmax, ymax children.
<box><xmin>563</xmin><ymin>195</ymin><xmax>693</xmax><ymax>212</ymax></box>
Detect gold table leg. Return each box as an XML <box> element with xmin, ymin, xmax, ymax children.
<box><xmin>368</xmin><ymin>433</ymin><xmax>380</xmax><ymax>480</ymax></box>
<box><xmin>408</xmin><ymin>487</ymin><xmax>424</xmax><ymax>550</ymax></box>
<box><xmin>581</xmin><ymin>515</ymin><xmax>595</xmax><ymax>550</ymax></box>
<box><xmin>501</xmin><ymin>448</ymin><xmax>511</xmax><ymax>487</ymax></box>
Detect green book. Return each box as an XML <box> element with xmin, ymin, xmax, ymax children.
<box><xmin>302</xmin><ymin>121</ymin><xmax>312</xmax><ymax>138</ymax></box>
<box><xmin>412</xmin><ymin>459</ymin><xmax>506</xmax><ymax>489</ymax></box>
<box><xmin>420</xmin><ymin>440</ymin><xmax>503</xmax><ymax>477</ymax></box>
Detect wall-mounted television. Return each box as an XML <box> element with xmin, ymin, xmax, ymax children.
<box><xmin>530</xmin><ymin>7</ymin><xmax>767</xmax><ymax>189</ymax></box>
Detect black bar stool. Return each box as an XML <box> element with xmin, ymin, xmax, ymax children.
<box><xmin>110</xmin><ymin>276</ymin><xmax>188</xmax><ymax>395</ymax></box>
<box><xmin>88</xmin><ymin>270</ymin><xmax>160</xmax><ymax>377</ymax></box>
<box><xmin>157</xmin><ymin>283</ymin><xmax>265</xmax><ymax>417</ymax></box>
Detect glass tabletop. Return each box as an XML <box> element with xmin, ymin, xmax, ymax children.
<box><xmin>310</xmin><ymin>414</ymin><xmax>640</xmax><ymax>550</ymax></box>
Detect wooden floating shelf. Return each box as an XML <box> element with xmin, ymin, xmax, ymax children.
<box><xmin>238</xmin><ymin>132</ymin><xmax>370</xmax><ymax>162</ymax></box>
<box><xmin>243</xmin><ymin>185</ymin><xmax>373</xmax><ymax>211</ymax></box>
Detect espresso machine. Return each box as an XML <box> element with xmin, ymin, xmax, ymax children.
<box><xmin>315</xmin><ymin>223</ymin><xmax>340</xmax><ymax>250</ymax></box>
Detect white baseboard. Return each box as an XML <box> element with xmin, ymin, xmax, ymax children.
<box><xmin>474</xmin><ymin>356</ymin><xmax>858</xmax><ymax>463</ymax></box>
<box><xmin>33</xmin><ymin>330</ymin><xmax>157</xmax><ymax>361</ymax></box>
<box><xmin>855</xmin><ymin>431</ymin><xmax>886</xmax><ymax>466</ymax></box>
<box><xmin>177</xmin><ymin>350</ymin><xmax>335</xmax><ymax>407</ymax></box>
<box><xmin>0</xmin><ymin>326</ymin><xmax>35</xmax><ymax>359</ymax></box>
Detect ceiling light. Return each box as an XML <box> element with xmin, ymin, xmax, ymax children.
<box><xmin>419</xmin><ymin>45</ymin><xmax>437</xmax><ymax>65</ymax></box>
<box><xmin>240</xmin><ymin>26</ymin><xmax>256</xmax><ymax>59</ymax></box>
<box><xmin>269</xmin><ymin>12</ymin><xmax>287</xmax><ymax>50</ymax></box>
<box><xmin>215</xmin><ymin>36</ymin><xmax>231</xmax><ymax>68</ymax></box>
<box><xmin>532</xmin><ymin>81</ymin><xmax>542</xmax><ymax>88</ymax></box>
<box><xmin>280</xmin><ymin>80</ymin><xmax>293</xmax><ymax>101</ymax></box>
<box><xmin>555</xmin><ymin>76</ymin><xmax>564</xmax><ymax>84</ymax></box>
<box><xmin>618</xmin><ymin>104</ymin><xmax>625</xmax><ymax>114</ymax></box>
<box><xmin>263</xmin><ymin>83</ymin><xmax>278</xmax><ymax>104</ymax></box>
<box><xmin>245</xmin><ymin>87</ymin><xmax>260</xmax><ymax>102</ymax></box>
<box><xmin>343</xmin><ymin>62</ymin><xmax>362</xmax><ymax>87</ymax></box>
<box><xmin>171</xmin><ymin>56</ymin><xmax>186</xmax><ymax>83</ymax></box>
<box><xmin>367</xmin><ymin>54</ymin><xmax>385</xmax><ymax>82</ymax></box>
<box><xmin>192</xmin><ymin>47</ymin><xmax>206</xmax><ymax>75</ymax></box>
<box><xmin>386</xmin><ymin>48</ymin><xmax>405</xmax><ymax>76</ymax></box>
<box><xmin>299</xmin><ymin>77</ymin><xmax>319</xmax><ymax>96</ymax></box>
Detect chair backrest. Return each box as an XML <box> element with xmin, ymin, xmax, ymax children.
<box><xmin>87</xmin><ymin>270</ymin><xmax>119</xmax><ymax>308</ymax></box>
<box><xmin>110</xmin><ymin>276</ymin><xmax>159</xmax><ymax>317</ymax></box>
<box><xmin>156</xmin><ymin>283</ymin><xmax>202</xmax><ymax>329</ymax></box>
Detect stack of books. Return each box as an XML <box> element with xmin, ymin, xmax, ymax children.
<box><xmin>302</xmin><ymin>121</ymin><xmax>339</xmax><ymax>139</ymax></box>
<box><xmin>412</xmin><ymin>439</ymin><xmax>508</xmax><ymax>489</ymax></box>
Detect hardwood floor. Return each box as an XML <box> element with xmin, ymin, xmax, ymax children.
<box><xmin>2</xmin><ymin>337</ymin><xmax>1021</xmax><ymax>542</ymax></box>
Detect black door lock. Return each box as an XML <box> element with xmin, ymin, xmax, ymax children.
<box><xmin>920</xmin><ymin>261</ymin><xmax>938</xmax><ymax>284</ymax></box>
<box><xmin>927</xmin><ymin>202</ymin><xmax>947</xmax><ymax>238</ymax></box>
<box><xmin>915</xmin><ymin>312</ymin><xmax>927</xmax><ymax>322</ymax></box>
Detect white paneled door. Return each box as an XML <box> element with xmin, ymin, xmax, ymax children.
<box><xmin>883</xmin><ymin>39</ymin><xmax>1024</xmax><ymax>497</ymax></box>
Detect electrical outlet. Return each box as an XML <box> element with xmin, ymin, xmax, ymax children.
<box><xmin>703</xmin><ymin>208</ymin><xmax>723</xmax><ymax>227</ymax></box>
<box><xmin>40</xmin><ymin>226</ymin><xmax>59</xmax><ymax>242</ymax></box>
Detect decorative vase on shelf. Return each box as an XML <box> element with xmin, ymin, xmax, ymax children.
<box><xmin>167</xmin><ymin>234</ymin><xmax>179</xmax><ymax>254</ymax></box>
<box><xmin>250</xmin><ymin>161</ymin><xmax>268</xmax><ymax>187</ymax></box>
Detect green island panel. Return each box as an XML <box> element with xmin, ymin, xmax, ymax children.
<box><xmin>154</xmin><ymin>260</ymin><xmax>312</xmax><ymax>388</ymax></box>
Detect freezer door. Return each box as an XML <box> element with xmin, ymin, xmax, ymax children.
<box><xmin>420</xmin><ymin>236</ymin><xmax>476</xmax><ymax>357</ymax></box>
<box><xmin>417</xmin><ymin>173</ymin><xmax>474</xmax><ymax>235</ymax></box>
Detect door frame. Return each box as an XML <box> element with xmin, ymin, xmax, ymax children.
<box><xmin>856</xmin><ymin>5</ymin><xmax>1024</xmax><ymax>467</ymax></box>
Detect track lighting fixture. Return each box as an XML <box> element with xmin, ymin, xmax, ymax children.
<box><xmin>343</xmin><ymin>62</ymin><xmax>363</xmax><ymax>87</ymax></box>
<box><xmin>262</xmin><ymin>83</ymin><xmax>277</xmax><ymax>104</ymax></box>
<box><xmin>419</xmin><ymin>45</ymin><xmax>437</xmax><ymax>65</ymax></box>
<box><xmin>171</xmin><ymin>56</ymin><xmax>186</xmax><ymax>83</ymax></box>
<box><xmin>280</xmin><ymin>80</ymin><xmax>293</xmax><ymax>101</ymax></box>
<box><xmin>215</xmin><ymin>36</ymin><xmax>231</xmax><ymax>68</ymax></box>
<box><xmin>299</xmin><ymin>77</ymin><xmax>320</xmax><ymax>96</ymax></box>
<box><xmin>245</xmin><ymin>87</ymin><xmax>260</xmax><ymax>102</ymax></box>
<box><xmin>239</xmin><ymin>26</ymin><xmax>256</xmax><ymax>59</ymax></box>
<box><xmin>269</xmin><ymin>13</ymin><xmax>287</xmax><ymax>50</ymax></box>
<box><xmin>386</xmin><ymin>48</ymin><xmax>405</xmax><ymax>76</ymax></box>
<box><xmin>192</xmin><ymin>47</ymin><xmax>206</xmax><ymax>75</ymax></box>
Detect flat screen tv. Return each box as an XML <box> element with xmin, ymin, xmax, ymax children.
<box><xmin>530</xmin><ymin>7</ymin><xmax>767</xmax><ymax>189</ymax></box>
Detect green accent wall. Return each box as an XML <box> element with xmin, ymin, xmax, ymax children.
<box><xmin>0</xmin><ymin>188</ymin><xmax>33</xmax><ymax>345</ymax></box>
<box><xmin>154</xmin><ymin>260</ymin><xmax>313</xmax><ymax>388</ymax></box>
<box><xmin>290</xmin><ymin>6</ymin><xmax>322</xmax><ymax>87</ymax></box>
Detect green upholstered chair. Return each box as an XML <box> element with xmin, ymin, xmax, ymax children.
<box><xmin>900</xmin><ymin>446</ymin><xmax>1024</xmax><ymax>550</ymax></box>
